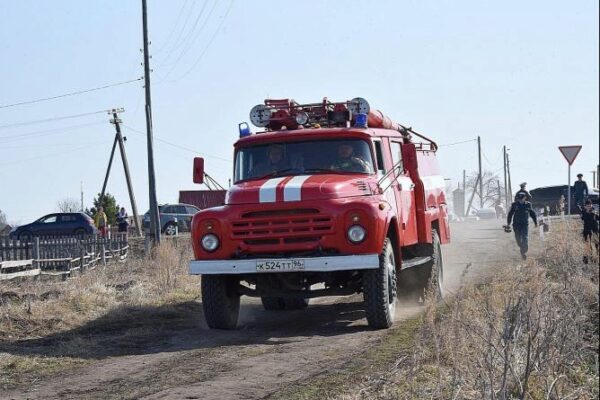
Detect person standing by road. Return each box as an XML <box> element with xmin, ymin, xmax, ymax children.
<box><xmin>94</xmin><ymin>206</ymin><xmax>108</xmax><ymax>237</ymax></box>
<box><xmin>116</xmin><ymin>207</ymin><xmax>129</xmax><ymax>235</ymax></box>
<box><xmin>581</xmin><ymin>199</ymin><xmax>599</xmax><ymax>264</ymax></box>
<box><xmin>514</xmin><ymin>182</ymin><xmax>532</xmax><ymax>201</ymax></box>
<box><xmin>573</xmin><ymin>173</ymin><xmax>589</xmax><ymax>208</ymax></box>
<box><xmin>507</xmin><ymin>192</ymin><xmax>538</xmax><ymax>260</ymax></box>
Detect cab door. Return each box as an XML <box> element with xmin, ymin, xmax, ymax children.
<box><xmin>390</xmin><ymin>141</ymin><xmax>418</xmax><ymax>246</ymax></box>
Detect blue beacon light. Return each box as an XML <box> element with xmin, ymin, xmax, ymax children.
<box><xmin>238</xmin><ymin>122</ymin><xmax>252</xmax><ymax>138</ymax></box>
<box><xmin>354</xmin><ymin>113</ymin><xmax>368</xmax><ymax>128</ymax></box>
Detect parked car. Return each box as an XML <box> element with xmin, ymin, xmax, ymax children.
<box><xmin>9</xmin><ymin>212</ymin><xmax>98</xmax><ymax>241</ymax></box>
<box><xmin>476</xmin><ymin>208</ymin><xmax>497</xmax><ymax>219</ymax></box>
<box><xmin>530</xmin><ymin>185</ymin><xmax>599</xmax><ymax>215</ymax></box>
<box><xmin>143</xmin><ymin>203</ymin><xmax>200</xmax><ymax>235</ymax></box>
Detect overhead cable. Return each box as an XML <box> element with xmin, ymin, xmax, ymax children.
<box><xmin>0</xmin><ymin>110</ymin><xmax>110</xmax><ymax>130</ymax></box>
<box><xmin>121</xmin><ymin>124</ymin><xmax>232</xmax><ymax>162</ymax></box>
<box><xmin>0</xmin><ymin>78</ymin><xmax>142</xmax><ymax>110</ymax></box>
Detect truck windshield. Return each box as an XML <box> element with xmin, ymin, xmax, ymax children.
<box><xmin>234</xmin><ymin>138</ymin><xmax>374</xmax><ymax>182</ymax></box>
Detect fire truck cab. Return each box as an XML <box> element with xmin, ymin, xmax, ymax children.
<box><xmin>189</xmin><ymin>97</ymin><xmax>450</xmax><ymax>330</ymax></box>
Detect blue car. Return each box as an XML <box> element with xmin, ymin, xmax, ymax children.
<box><xmin>9</xmin><ymin>212</ymin><xmax>98</xmax><ymax>241</ymax></box>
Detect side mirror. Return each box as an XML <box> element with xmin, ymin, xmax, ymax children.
<box><xmin>193</xmin><ymin>157</ymin><xmax>205</xmax><ymax>184</ymax></box>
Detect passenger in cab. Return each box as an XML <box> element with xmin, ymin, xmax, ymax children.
<box><xmin>330</xmin><ymin>142</ymin><xmax>371</xmax><ymax>173</ymax></box>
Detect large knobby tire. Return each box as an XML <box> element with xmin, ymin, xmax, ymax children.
<box><xmin>261</xmin><ymin>297</ymin><xmax>309</xmax><ymax>310</ymax></box>
<box><xmin>399</xmin><ymin>230</ymin><xmax>445</xmax><ymax>302</ymax></box>
<box><xmin>428</xmin><ymin>230</ymin><xmax>445</xmax><ymax>301</ymax></box>
<box><xmin>201</xmin><ymin>275</ymin><xmax>240</xmax><ymax>329</ymax></box>
<box><xmin>363</xmin><ymin>238</ymin><xmax>397</xmax><ymax>329</ymax></box>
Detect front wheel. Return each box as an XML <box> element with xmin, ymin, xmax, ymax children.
<box><xmin>163</xmin><ymin>222</ymin><xmax>178</xmax><ymax>236</ymax></box>
<box><xmin>201</xmin><ymin>276</ymin><xmax>240</xmax><ymax>329</ymax></box>
<box><xmin>400</xmin><ymin>230</ymin><xmax>445</xmax><ymax>302</ymax></box>
<box><xmin>363</xmin><ymin>238</ymin><xmax>397</xmax><ymax>329</ymax></box>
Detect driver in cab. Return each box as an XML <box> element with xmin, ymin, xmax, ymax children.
<box><xmin>331</xmin><ymin>142</ymin><xmax>371</xmax><ymax>173</ymax></box>
<box><xmin>249</xmin><ymin>144</ymin><xmax>289</xmax><ymax>178</ymax></box>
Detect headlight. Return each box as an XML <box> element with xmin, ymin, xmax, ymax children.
<box><xmin>201</xmin><ymin>233</ymin><xmax>219</xmax><ymax>252</ymax></box>
<box><xmin>347</xmin><ymin>225</ymin><xmax>366</xmax><ymax>243</ymax></box>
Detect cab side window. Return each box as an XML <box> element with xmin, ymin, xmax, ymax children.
<box><xmin>390</xmin><ymin>141</ymin><xmax>403</xmax><ymax>174</ymax></box>
<box><xmin>374</xmin><ymin>141</ymin><xmax>386</xmax><ymax>175</ymax></box>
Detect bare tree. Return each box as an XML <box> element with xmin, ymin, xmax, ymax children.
<box><xmin>0</xmin><ymin>209</ymin><xmax>6</xmax><ymax>225</ymax></box>
<box><xmin>56</xmin><ymin>198</ymin><xmax>80</xmax><ymax>213</ymax></box>
<box><xmin>466</xmin><ymin>170</ymin><xmax>505</xmax><ymax>207</ymax></box>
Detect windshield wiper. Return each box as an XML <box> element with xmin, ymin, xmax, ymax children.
<box><xmin>254</xmin><ymin>168</ymin><xmax>298</xmax><ymax>180</ymax></box>
<box><xmin>303</xmin><ymin>168</ymin><xmax>337</xmax><ymax>174</ymax></box>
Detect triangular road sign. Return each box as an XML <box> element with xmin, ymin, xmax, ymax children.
<box><xmin>558</xmin><ymin>145</ymin><xmax>582</xmax><ymax>165</ymax></box>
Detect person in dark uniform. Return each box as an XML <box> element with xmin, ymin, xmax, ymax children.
<box><xmin>514</xmin><ymin>182</ymin><xmax>532</xmax><ymax>201</ymax></box>
<box><xmin>581</xmin><ymin>199</ymin><xmax>599</xmax><ymax>264</ymax></box>
<box><xmin>507</xmin><ymin>192</ymin><xmax>538</xmax><ymax>260</ymax></box>
<box><xmin>573</xmin><ymin>173</ymin><xmax>589</xmax><ymax>208</ymax></box>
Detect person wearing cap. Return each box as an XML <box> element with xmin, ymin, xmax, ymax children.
<box><xmin>507</xmin><ymin>192</ymin><xmax>538</xmax><ymax>260</ymax></box>
<box><xmin>514</xmin><ymin>182</ymin><xmax>532</xmax><ymax>202</ymax></box>
<box><xmin>573</xmin><ymin>173</ymin><xmax>589</xmax><ymax>208</ymax></box>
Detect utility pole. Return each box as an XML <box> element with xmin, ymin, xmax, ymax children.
<box><xmin>477</xmin><ymin>136</ymin><xmax>483</xmax><ymax>208</ymax></box>
<box><xmin>142</xmin><ymin>0</ymin><xmax>161</xmax><ymax>245</ymax></box>
<box><xmin>503</xmin><ymin>146</ymin><xmax>508</xmax><ymax>206</ymax></box>
<box><xmin>80</xmin><ymin>181</ymin><xmax>84</xmax><ymax>212</ymax></box>
<box><xmin>111</xmin><ymin>110</ymin><xmax>143</xmax><ymax>236</ymax></box>
<box><xmin>506</xmin><ymin>151</ymin><xmax>513</xmax><ymax>200</ymax></box>
<box><xmin>592</xmin><ymin>170</ymin><xmax>597</xmax><ymax>189</ymax></box>
<box><xmin>99</xmin><ymin>134</ymin><xmax>119</xmax><ymax>206</ymax></box>
<box><xmin>496</xmin><ymin>179</ymin><xmax>502</xmax><ymax>203</ymax></box>
<box><xmin>462</xmin><ymin>169</ymin><xmax>466</xmax><ymax>217</ymax></box>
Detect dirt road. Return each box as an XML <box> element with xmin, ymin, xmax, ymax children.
<box><xmin>3</xmin><ymin>219</ymin><xmax>535</xmax><ymax>400</ymax></box>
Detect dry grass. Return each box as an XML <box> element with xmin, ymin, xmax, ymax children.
<box><xmin>0</xmin><ymin>239</ymin><xmax>200</xmax><ymax>388</ymax></box>
<box><xmin>336</xmin><ymin>222</ymin><xmax>599</xmax><ymax>400</ymax></box>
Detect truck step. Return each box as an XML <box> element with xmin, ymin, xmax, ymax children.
<box><xmin>401</xmin><ymin>256</ymin><xmax>432</xmax><ymax>270</ymax></box>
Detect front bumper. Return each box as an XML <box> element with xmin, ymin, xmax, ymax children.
<box><xmin>188</xmin><ymin>254</ymin><xmax>379</xmax><ymax>275</ymax></box>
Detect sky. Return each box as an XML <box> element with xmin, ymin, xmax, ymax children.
<box><xmin>1</xmin><ymin>0</ymin><xmax>598</xmax><ymax>224</ymax></box>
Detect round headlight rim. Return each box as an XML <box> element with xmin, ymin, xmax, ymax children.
<box><xmin>347</xmin><ymin>224</ymin><xmax>366</xmax><ymax>244</ymax></box>
<box><xmin>201</xmin><ymin>233</ymin><xmax>220</xmax><ymax>252</ymax></box>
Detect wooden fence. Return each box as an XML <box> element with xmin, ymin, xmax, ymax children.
<box><xmin>0</xmin><ymin>235</ymin><xmax>129</xmax><ymax>281</ymax></box>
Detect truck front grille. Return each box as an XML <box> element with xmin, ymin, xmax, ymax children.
<box><xmin>231</xmin><ymin>208</ymin><xmax>334</xmax><ymax>246</ymax></box>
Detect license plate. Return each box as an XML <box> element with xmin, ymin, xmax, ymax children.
<box><xmin>256</xmin><ymin>259</ymin><xmax>305</xmax><ymax>272</ymax></box>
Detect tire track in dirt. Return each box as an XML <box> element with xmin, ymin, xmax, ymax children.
<box><xmin>3</xmin><ymin>219</ymin><xmax>533</xmax><ymax>400</ymax></box>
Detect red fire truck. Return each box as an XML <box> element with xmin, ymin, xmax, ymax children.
<box><xmin>189</xmin><ymin>97</ymin><xmax>450</xmax><ymax>329</ymax></box>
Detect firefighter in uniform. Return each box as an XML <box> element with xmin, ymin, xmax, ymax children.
<box><xmin>581</xmin><ymin>199</ymin><xmax>599</xmax><ymax>264</ymax></box>
<box><xmin>507</xmin><ymin>192</ymin><xmax>538</xmax><ymax>260</ymax></box>
<box><xmin>514</xmin><ymin>182</ymin><xmax>532</xmax><ymax>201</ymax></box>
<box><xmin>573</xmin><ymin>173</ymin><xmax>589</xmax><ymax>209</ymax></box>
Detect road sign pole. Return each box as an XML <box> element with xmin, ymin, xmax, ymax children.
<box><xmin>558</xmin><ymin>145</ymin><xmax>582</xmax><ymax>216</ymax></box>
<box><xmin>567</xmin><ymin>164</ymin><xmax>571</xmax><ymax>215</ymax></box>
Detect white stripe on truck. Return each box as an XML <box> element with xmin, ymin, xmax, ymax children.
<box><xmin>283</xmin><ymin>175</ymin><xmax>311</xmax><ymax>202</ymax></box>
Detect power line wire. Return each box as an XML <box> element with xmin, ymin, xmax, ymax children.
<box><xmin>438</xmin><ymin>138</ymin><xmax>477</xmax><ymax>147</ymax></box>
<box><xmin>0</xmin><ymin>78</ymin><xmax>142</xmax><ymax>110</ymax></box>
<box><xmin>158</xmin><ymin>0</ymin><xmax>199</xmax><ymax>59</ymax></box>
<box><xmin>0</xmin><ymin>110</ymin><xmax>110</xmax><ymax>130</ymax></box>
<box><xmin>153</xmin><ymin>0</ymin><xmax>192</xmax><ymax>53</ymax></box>
<box><xmin>166</xmin><ymin>0</ymin><xmax>235</xmax><ymax>82</ymax></box>
<box><xmin>0</xmin><ymin>141</ymin><xmax>111</xmax><ymax>167</ymax></box>
<box><xmin>159</xmin><ymin>0</ymin><xmax>211</xmax><ymax>67</ymax></box>
<box><xmin>160</xmin><ymin>0</ymin><xmax>218</xmax><ymax>80</ymax></box>
<box><xmin>0</xmin><ymin>121</ymin><xmax>105</xmax><ymax>141</ymax></box>
<box><xmin>121</xmin><ymin>124</ymin><xmax>232</xmax><ymax>162</ymax></box>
